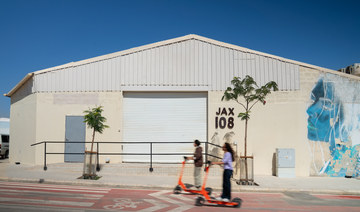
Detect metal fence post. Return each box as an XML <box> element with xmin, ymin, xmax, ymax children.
<box><xmin>96</xmin><ymin>142</ymin><xmax>100</xmax><ymax>171</ymax></box>
<box><xmin>205</xmin><ymin>141</ymin><xmax>208</xmax><ymax>164</ymax></box>
<box><xmin>149</xmin><ymin>142</ymin><xmax>153</xmax><ymax>172</ymax></box>
<box><xmin>44</xmin><ymin>142</ymin><xmax>47</xmax><ymax>171</ymax></box>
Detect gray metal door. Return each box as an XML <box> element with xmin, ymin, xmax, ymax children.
<box><xmin>65</xmin><ymin>116</ymin><xmax>85</xmax><ymax>162</ymax></box>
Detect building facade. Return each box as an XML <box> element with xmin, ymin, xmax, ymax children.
<box><xmin>5</xmin><ymin>35</ymin><xmax>360</xmax><ymax>177</ymax></box>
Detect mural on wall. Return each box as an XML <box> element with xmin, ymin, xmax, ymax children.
<box><xmin>307</xmin><ymin>74</ymin><xmax>360</xmax><ymax>177</ymax></box>
<box><xmin>209</xmin><ymin>132</ymin><xmax>221</xmax><ymax>161</ymax></box>
<box><xmin>209</xmin><ymin>131</ymin><xmax>240</xmax><ymax>175</ymax></box>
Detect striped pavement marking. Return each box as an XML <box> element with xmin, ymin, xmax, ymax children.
<box><xmin>0</xmin><ymin>182</ymin><xmax>235</xmax><ymax>211</ymax></box>
<box><xmin>0</xmin><ymin>182</ymin><xmax>110</xmax><ymax>193</ymax></box>
<box><xmin>0</xmin><ymin>197</ymin><xmax>94</xmax><ymax>207</ymax></box>
<box><xmin>148</xmin><ymin>190</ymin><xmax>195</xmax><ymax>212</ymax></box>
<box><xmin>0</xmin><ymin>181</ymin><xmax>109</xmax><ymax>209</ymax></box>
<box><xmin>0</xmin><ymin>183</ymin><xmax>196</xmax><ymax>211</ymax></box>
<box><xmin>0</xmin><ymin>203</ymin><xmax>84</xmax><ymax>212</ymax></box>
<box><xmin>0</xmin><ymin>189</ymin><xmax>104</xmax><ymax>199</ymax></box>
<box><xmin>137</xmin><ymin>199</ymin><xmax>169</xmax><ymax>212</ymax></box>
<box><xmin>170</xmin><ymin>193</ymin><xmax>195</xmax><ymax>202</ymax></box>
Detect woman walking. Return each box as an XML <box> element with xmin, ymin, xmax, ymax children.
<box><xmin>212</xmin><ymin>142</ymin><xmax>235</xmax><ymax>202</ymax></box>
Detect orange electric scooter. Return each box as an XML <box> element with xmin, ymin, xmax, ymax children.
<box><xmin>173</xmin><ymin>157</ymin><xmax>212</xmax><ymax>195</ymax></box>
<box><xmin>195</xmin><ymin>161</ymin><xmax>242</xmax><ymax>208</ymax></box>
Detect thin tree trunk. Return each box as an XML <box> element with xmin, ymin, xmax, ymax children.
<box><xmin>244</xmin><ymin>117</ymin><xmax>248</xmax><ymax>183</ymax></box>
<box><xmin>244</xmin><ymin>101</ymin><xmax>249</xmax><ymax>158</ymax></box>
<box><xmin>244</xmin><ymin>118</ymin><xmax>248</xmax><ymax>157</ymax></box>
<box><xmin>89</xmin><ymin>129</ymin><xmax>95</xmax><ymax>176</ymax></box>
<box><xmin>90</xmin><ymin>128</ymin><xmax>95</xmax><ymax>153</ymax></box>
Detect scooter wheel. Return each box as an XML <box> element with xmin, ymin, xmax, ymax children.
<box><xmin>232</xmin><ymin>197</ymin><xmax>242</xmax><ymax>208</ymax></box>
<box><xmin>173</xmin><ymin>185</ymin><xmax>182</xmax><ymax>194</ymax></box>
<box><xmin>195</xmin><ymin>196</ymin><xmax>205</xmax><ymax>206</ymax></box>
<box><xmin>205</xmin><ymin>187</ymin><xmax>212</xmax><ymax>195</ymax></box>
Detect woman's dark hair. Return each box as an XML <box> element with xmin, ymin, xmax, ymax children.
<box><xmin>224</xmin><ymin>142</ymin><xmax>235</xmax><ymax>161</ymax></box>
<box><xmin>194</xmin><ymin>139</ymin><xmax>201</xmax><ymax>146</ymax></box>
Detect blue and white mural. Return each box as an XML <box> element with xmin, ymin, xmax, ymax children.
<box><xmin>307</xmin><ymin>74</ymin><xmax>360</xmax><ymax>177</ymax></box>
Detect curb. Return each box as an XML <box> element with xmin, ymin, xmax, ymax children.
<box><xmin>1</xmin><ymin>177</ymin><xmax>359</xmax><ymax>195</ymax></box>
<box><xmin>237</xmin><ymin>186</ymin><xmax>360</xmax><ymax>195</ymax></box>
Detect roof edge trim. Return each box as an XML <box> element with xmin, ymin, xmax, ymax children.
<box><xmin>33</xmin><ymin>34</ymin><xmax>195</xmax><ymax>75</ymax></box>
<box><xmin>4</xmin><ymin>73</ymin><xmax>34</xmax><ymax>97</ymax></box>
<box><xmin>191</xmin><ymin>35</ymin><xmax>360</xmax><ymax>78</ymax></box>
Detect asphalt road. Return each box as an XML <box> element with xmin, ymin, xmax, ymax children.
<box><xmin>0</xmin><ymin>181</ymin><xmax>359</xmax><ymax>211</ymax></box>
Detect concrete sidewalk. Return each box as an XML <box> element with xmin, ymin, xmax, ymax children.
<box><xmin>0</xmin><ymin>159</ymin><xmax>359</xmax><ymax>195</ymax></box>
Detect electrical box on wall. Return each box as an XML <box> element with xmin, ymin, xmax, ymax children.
<box><xmin>276</xmin><ymin>148</ymin><xmax>295</xmax><ymax>178</ymax></box>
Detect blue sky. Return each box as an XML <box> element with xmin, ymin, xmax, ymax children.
<box><xmin>0</xmin><ymin>0</ymin><xmax>359</xmax><ymax>118</ymax></box>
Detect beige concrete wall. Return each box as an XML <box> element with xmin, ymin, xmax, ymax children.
<box><xmin>34</xmin><ymin>92</ymin><xmax>123</xmax><ymax>165</ymax></box>
<box><xmin>9</xmin><ymin>93</ymin><xmax>37</xmax><ymax>165</ymax></box>
<box><xmin>207</xmin><ymin>67</ymin><xmax>321</xmax><ymax>177</ymax></box>
<box><xmin>13</xmin><ymin>65</ymin><xmax>349</xmax><ymax>178</ymax></box>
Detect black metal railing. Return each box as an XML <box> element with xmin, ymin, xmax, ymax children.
<box><xmin>31</xmin><ymin>141</ymin><xmax>222</xmax><ymax>172</ymax></box>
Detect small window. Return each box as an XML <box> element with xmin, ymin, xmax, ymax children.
<box><xmin>1</xmin><ymin>135</ymin><xmax>9</xmax><ymax>143</ymax></box>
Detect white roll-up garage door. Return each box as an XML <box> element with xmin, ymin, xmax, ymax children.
<box><xmin>123</xmin><ymin>92</ymin><xmax>207</xmax><ymax>163</ymax></box>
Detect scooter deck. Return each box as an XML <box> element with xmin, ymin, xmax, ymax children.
<box><xmin>184</xmin><ymin>183</ymin><xmax>194</xmax><ymax>189</ymax></box>
<box><xmin>205</xmin><ymin>197</ymin><xmax>239</xmax><ymax>207</ymax></box>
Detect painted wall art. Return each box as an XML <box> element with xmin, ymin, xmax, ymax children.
<box><xmin>307</xmin><ymin>74</ymin><xmax>360</xmax><ymax>177</ymax></box>
<box><xmin>209</xmin><ymin>131</ymin><xmax>240</xmax><ymax>175</ymax></box>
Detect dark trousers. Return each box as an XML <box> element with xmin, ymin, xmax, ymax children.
<box><xmin>221</xmin><ymin>169</ymin><xmax>233</xmax><ymax>199</ymax></box>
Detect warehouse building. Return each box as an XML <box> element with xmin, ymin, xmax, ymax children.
<box><xmin>5</xmin><ymin>34</ymin><xmax>360</xmax><ymax>177</ymax></box>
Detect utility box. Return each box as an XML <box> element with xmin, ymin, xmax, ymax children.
<box><xmin>276</xmin><ymin>148</ymin><xmax>295</xmax><ymax>178</ymax></box>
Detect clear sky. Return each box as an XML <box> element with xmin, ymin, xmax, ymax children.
<box><xmin>0</xmin><ymin>0</ymin><xmax>359</xmax><ymax>118</ymax></box>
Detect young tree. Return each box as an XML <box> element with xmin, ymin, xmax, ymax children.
<box><xmin>222</xmin><ymin>75</ymin><xmax>278</xmax><ymax>182</ymax></box>
<box><xmin>83</xmin><ymin>106</ymin><xmax>109</xmax><ymax>177</ymax></box>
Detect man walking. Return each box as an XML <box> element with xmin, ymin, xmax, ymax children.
<box><xmin>185</xmin><ymin>139</ymin><xmax>203</xmax><ymax>189</ymax></box>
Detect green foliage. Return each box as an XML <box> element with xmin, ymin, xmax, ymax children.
<box><xmin>238</xmin><ymin>112</ymin><xmax>250</xmax><ymax>120</ymax></box>
<box><xmin>83</xmin><ymin>106</ymin><xmax>109</xmax><ymax>134</ymax></box>
<box><xmin>222</xmin><ymin>75</ymin><xmax>278</xmax><ymax>158</ymax></box>
<box><xmin>222</xmin><ymin>75</ymin><xmax>278</xmax><ymax>120</ymax></box>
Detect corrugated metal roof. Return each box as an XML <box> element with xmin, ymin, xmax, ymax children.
<box><xmin>5</xmin><ymin>34</ymin><xmax>357</xmax><ymax>97</ymax></box>
<box><xmin>31</xmin><ymin>38</ymin><xmax>299</xmax><ymax>93</ymax></box>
